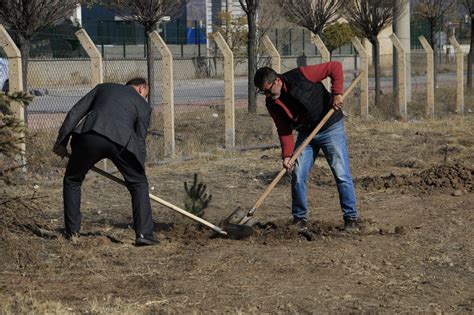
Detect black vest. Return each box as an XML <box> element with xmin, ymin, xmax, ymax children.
<box><xmin>278</xmin><ymin>68</ymin><xmax>343</xmax><ymax>131</ymax></box>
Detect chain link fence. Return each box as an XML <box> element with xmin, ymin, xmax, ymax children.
<box><xmin>1</xmin><ymin>26</ymin><xmax>472</xmax><ymax>171</ymax></box>
<box><xmin>6</xmin><ymin>30</ymin><xmax>93</xmax><ymax>169</ymax></box>
<box><xmin>372</xmin><ymin>48</ymin><xmax>473</xmax><ymax>120</ymax></box>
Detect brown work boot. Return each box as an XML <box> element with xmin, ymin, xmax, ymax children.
<box><xmin>344</xmin><ymin>218</ymin><xmax>359</xmax><ymax>232</ymax></box>
<box><xmin>292</xmin><ymin>218</ymin><xmax>307</xmax><ymax>229</ymax></box>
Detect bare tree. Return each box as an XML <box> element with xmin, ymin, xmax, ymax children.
<box><xmin>102</xmin><ymin>0</ymin><xmax>184</xmax><ymax>105</ymax></box>
<box><xmin>343</xmin><ymin>0</ymin><xmax>407</xmax><ymax>107</ymax></box>
<box><xmin>277</xmin><ymin>0</ymin><xmax>346</xmax><ymax>35</ymax></box>
<box><xmin>239</xmin><ymin>0</ymin><xmax>260</xmax><ymax>114</ymax></box>
<box><xmin>414</xmin><ymin>0</ymin><xmax>456</xmax><ymax>88</ymax></box>
<box><xmin>0</xmin><ymin>0</ymin><xmax>81</xmax><ymax>93</ymax></box>
<box><xmin>257</xmin><ymin>0</ymin><xmax>292</xmax><ymax>52</ymax></box>
<box><xmin>460</xmin><ymin>0</ymin><xmax>473</xmax><ymax>89</ymax></box>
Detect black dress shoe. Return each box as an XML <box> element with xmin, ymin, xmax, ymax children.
<box><xmin>135</xmin><ymin>234</ymin><xmax>160</xmax><ymax>246</ymax></box>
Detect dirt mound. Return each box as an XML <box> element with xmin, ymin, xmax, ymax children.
<box><xmin>357</xmin><ymin>164</ymin><xmax>473</xmax><ymax>193</ymax></box>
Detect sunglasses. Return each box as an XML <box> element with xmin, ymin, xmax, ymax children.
<box><xmin>257</xmin><ymin>80</ymin><xmax>276</xmax><ymax>95</ymax></box>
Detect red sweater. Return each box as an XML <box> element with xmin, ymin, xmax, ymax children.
<box><xmin>267</xmin><ymin>61</ymin><xmax>344</xmax><ymax>158</ymax></box>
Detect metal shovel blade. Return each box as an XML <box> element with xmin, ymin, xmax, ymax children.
<box><xmin>213</xmin><ymin>207</ymin><xmax>255</xmax><ymax>240</ymax></box>
<box><xmin>225</xmin><ymin>207</ymin><xmax>252</xmax><ymax>225</ymax></box>
<box><xmin>220</xmin><ymin>222</ymin><xmax>254</xmax><ymax>240</ymax></box>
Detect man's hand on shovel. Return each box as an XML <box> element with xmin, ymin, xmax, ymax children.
<box><xmin>282</xmin><ymin>157</ymin><xmax>294</xmax><ymax>174</ymax></box>
<box><xmin>332</xmin><ymin>94</ymin><xmax>344</xmax><ymax>111</ymax></box>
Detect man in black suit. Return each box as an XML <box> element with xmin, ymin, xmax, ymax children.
<box><xmin>53</xmin><ymin>77</ymin><xmax>159</xmax><ymax>246</ymax></box>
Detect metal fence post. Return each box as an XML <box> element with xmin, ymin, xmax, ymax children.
<box><xmin>213</xmin><ymin>32</ymin><xmax>235</xmax><ymax>149</ymax></box>
<box><xmin>0</xmin><ymin>24</ymin><xmax>26</xmax><ymax>165</ymax></box>
<box><xmin>275</xmin><ymin>29</ymin><xmax>278</xmax><ymax>51</ymax></box>
<box><xmin>302</xmin><ymin>29</ymin><xmax>305</xmax><ymax>55</ymax></box>
<box><xmin>289</xmin><ymin>29</ymin><xmax>292</xmax><ymax>56</ymax></box>
<box><xmin>351</xmin><ymin>37</ymin><xmax>369</xmax><ymax>119</ymax></box>
<box><xmin>419</xmin><ymin>36</ymin><xmax>435</xmax><ymax>119</ymax></box>
<box><xmin>390</xmin><ymin>34</ymin><xmax>407</xmax><ymax>120</ymax></box>
<box><xmin>150</xmin><ymin>31</ymin><xmax>175</xmax><ymax>157</ymax></box>
<box><xmin>449</xmin><ymin>36</ymin><xmax>465</xmax><ymax>114</ymax></box>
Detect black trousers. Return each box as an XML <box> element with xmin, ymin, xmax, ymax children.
<box><xmin>63</xmin><ymin>132</ymin><xmax>154</xmax><ymax>236</ymax></box>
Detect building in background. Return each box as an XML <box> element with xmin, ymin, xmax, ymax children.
<box><xmin>79</xmin><ymin>0</ymin><xmax>244</xmax><ymax>47</ymax></box>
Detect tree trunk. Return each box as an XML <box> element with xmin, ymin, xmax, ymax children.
<box><xmin>247</xmin><ymin>9</ymin><xmax>257</xmax><ymax>113</ymax></box>
<box><xmin>19</xmin><ymin>38</ymin><xmax>30</xmax><ymax>124</ymax></box>
<box><xmin>467</xmin><ymin>16</ymin><xmax>474</xmax><ymax>90</ymax></box>
<box><xmin>146</xmin><ymin>28</ymin><xmax>155</xmax><ymax>106</ymax></box>
<box><xmin>371</xmin><ymin>38</ymin><xmax>381</xmax><ymax>108</ymax></box>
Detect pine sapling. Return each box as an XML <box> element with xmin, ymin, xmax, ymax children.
<box><xmin>184</xmin><ymin>173</ymin><xmax>212</xmax><ymax>218</ymax></box>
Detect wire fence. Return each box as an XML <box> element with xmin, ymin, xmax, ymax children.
<box><xmin>370</xmin><ymin>49</ymin><xmax>474</xmax><ymax>120</ymax></box>
<box><xmin>1</xmin><ymin>28</ymin><xmax>473</xmax><ymax>170</ymax></box>
<box><xmin>16</xmin><ymin>29</ymin><xmax>93</xmax><ymax>167</ymax></box>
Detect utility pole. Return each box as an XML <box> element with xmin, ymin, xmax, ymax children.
<box><xmin>393</xmin><ymin>1</ymin><xmax>411</xmax><ymax>102</ymax></box>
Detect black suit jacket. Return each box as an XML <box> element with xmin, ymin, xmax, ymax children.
<box><xmin>56</xmin><ymin>83</ymin><xmax>151</xmax><ymax>168</ymax></box>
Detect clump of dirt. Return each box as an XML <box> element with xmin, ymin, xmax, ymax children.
<box><xmin>357</xmin><ymin>163</ymin><xmax>473</xmax><ymax>193</ymax></box>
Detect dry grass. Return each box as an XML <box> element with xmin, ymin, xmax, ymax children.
<box><xmin>0</xmin><ymin>293</ymin><xmax>179</xmax><ymax>314</ymax></box>
<box><xmin>350</xmin><ymin>114</ymin><xmax>472</xmax><ymax>136</ymax></box>
<box><xmin>1</xmin><ymin>113</ymin><xmax>473</xmax><ymax>314</ymax></box>
<box><xmin>0</xmin><ymin>294</ymin><xmax>72</xmax><ymax>315</ymax></box>
<box><xmin>25</xmin><ymin>128</ymin><xmax>67</xmax><ymax>173</ymax></box>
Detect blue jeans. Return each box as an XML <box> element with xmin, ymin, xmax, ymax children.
<box><xmin>291</xmin><ymin>119</ymin><xmax>358</xmax><ymax>221</ymax></box>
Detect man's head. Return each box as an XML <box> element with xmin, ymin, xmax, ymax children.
<box><xmin>254</xmin><ymin>67</ymin><xmax>283</xmax><ymax>99</ymax></box>
<box><xmin>126</xmin><ymin>77</ymin><xmax>149</xmax><ymax>99</ymax></box>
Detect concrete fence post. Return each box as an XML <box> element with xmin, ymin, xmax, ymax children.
<box><xmin>261</xmin><ymin>35</ymin><xmax>280</xmax><ymax>138</ymax></box>
<box><xmin>75</xmin><ymin>28</ymin><xmax>108</xmax><ymax>169</ymax></box>
<box><xmin>150</xmin><ymin>31</ymin><xmax>175</xmax><ymax>157</ymax></box>
<box><xmin>390</xmin><ymin>34</ymin><xmax>407</xmax><ymax>120</ymax></box>
<box><xmin>449</xmin><ymin>36</ymin><xmax>465</xmax><ymax>114</ymax></box>
<box><xmin>351</xmin><ymin>37</ymin><xmax>369</xmax><ymax>119</ymax></box>
<box><xmin>0</xmin><ymin>24</ymin><xmax>25</xmax><ymax>165</ymax></box>
<box><xmin>213</xmin><ymin>32</ymin><xmax>235</xmax><ymax>149</ymax></box>
<box><xmin>75</xmin><ymin>29</ymin><xmax>103</xmax><ymax>86</ymax></box>
<box><xmin>418</xmin><ymin>36</ymin><xmax>435</xmax><ymax>119</ymax></box>
<box><xmin>262</xmin><ymin>35</ymin><xmax>281</xmax><ymax>72</ymax></box>
<box><xmin>312</xmin><ymin>34</ymin><xmax>330</xmax><ymax>89</ymax></box>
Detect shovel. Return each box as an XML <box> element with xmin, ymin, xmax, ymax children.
<box><xmin>86</xmin><ymin>164</ymin><xmax>229</xmax><ymax>236</ymax></box>
<box><xmin>228</xmin><ymin>74</ymin><xmax>362</xmax><ymax>226</ymax></box>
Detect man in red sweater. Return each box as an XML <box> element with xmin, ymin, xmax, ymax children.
<box><xmin>254</xmin><ymin>62</ymin><xmax>358</xmax><ymax>231</ymax></box>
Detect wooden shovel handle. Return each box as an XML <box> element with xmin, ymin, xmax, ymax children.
<box><xmin>247</xmin><ymin>74</ymin><xmax>363</xmax><ymax>217</ymax></box>
<box><xmin>88</xmin><ymin>165</ymin><xmax>227</xmax><ymax>235</ymax></box>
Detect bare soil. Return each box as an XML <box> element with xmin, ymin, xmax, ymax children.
<box><xmin>1</xmin><ymin>115</ymin><xmax>473</xmax><ymax>313</ymax></box>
